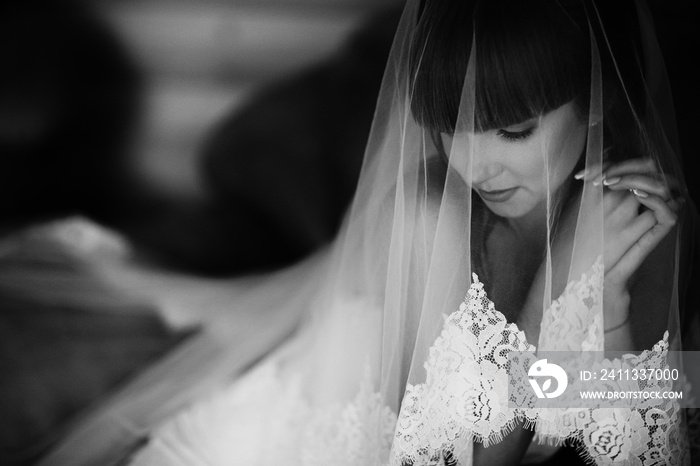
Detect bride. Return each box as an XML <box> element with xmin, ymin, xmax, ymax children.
<box><xmin>40</xmin><ymin>0</ymin><xmax>698</xmax><ymax>464</ymax></box>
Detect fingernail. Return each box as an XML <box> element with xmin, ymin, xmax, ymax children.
<box><xmin>592</xmin><ymin>172</ymin><xmax>607</xmax><ymax>186</ymax></box>
<box><xmin>602</xmin><ymin>176</ymin><xmax>621</xmax><ymax>186</ymax></box>
<box><xmin>631</xmin><ymin>189</ymin><xmax>648</xmax><ymax>198</ymax></box>
<box><xmin>574</xmin><ymin>169</ymin><xmax>588</xmax><ymax>180</ymax></box>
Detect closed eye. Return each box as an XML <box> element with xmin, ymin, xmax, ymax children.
<box><xmin>497</xmin><ymin>127</ymin><xmax>535</xmax><ymax>141</ymax></box>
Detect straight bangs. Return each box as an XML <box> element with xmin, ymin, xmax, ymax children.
<box><xmin>410</xmin><ymin>0</ymin><xmax>591</xmax><ymax>134</ymax></box>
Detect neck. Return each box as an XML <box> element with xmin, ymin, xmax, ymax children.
<box><xmin>506</xmin><ymin>177</ymin><xmax>579</xmax><ymax>244</ymax></box>
<box><xmin>505</xmin><ymin>202</ymin><xmax>549</xmax><ymax>245</ymax></box>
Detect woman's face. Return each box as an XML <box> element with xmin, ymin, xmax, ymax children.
<box><xmin>440</xmin><ymin>101</ymin><xmax>588</xmax><ymax>220</ymax></box>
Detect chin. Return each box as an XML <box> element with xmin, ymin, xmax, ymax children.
<box><xmin>487</xmin><ymin>206</ymin><xmax>528</xmax><ymax>219</ymax></box>
<box><xmin>482</xmin><ymin>199</ymin><xmax>530</xmax><ymax>218</ymax></box>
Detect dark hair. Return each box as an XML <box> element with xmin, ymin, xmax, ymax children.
<box><xmin>408</xmin><ymin>0</ymin><xmax>647</xmax><ymax>164</ymax></box>
<box><xmin>408</xmin><ymin>0</ymin><xmax>655</xmax><ymax>319</ymax></box>
<box><xmin>409</xmin><ymin>0</ymin><xmax>591</xmax><ymax>133</ymax></box>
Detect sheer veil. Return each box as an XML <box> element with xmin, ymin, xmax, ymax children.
<box><xmin>41</xmin><ymin>0</ymin><xmax>698</xmax><ymax>464</ymax></box>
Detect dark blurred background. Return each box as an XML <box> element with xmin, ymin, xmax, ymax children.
<box><xmin>1</xmin><ymin>0</ymin><xmax>696</xmax><ymax>276</ymax></box>
<box><xmin>0</xmin><ymin>0</ymin><xmax>402</xmax><ymax>276</ymax></box>
<box><xmin>104</xmin><ymin>0</ymin><xmax>403</xmax><ymax>275</ymax></box>
<box><xmin>0</xmin><ymin>0</ymin><xmax>399</xmax><ymax>463</ymax></box>
<box><xmin>0</xmin><ymin>0</ymin><xmax>696</xmax><ymax>463</ymax></box>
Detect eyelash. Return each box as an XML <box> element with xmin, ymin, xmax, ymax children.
<box><xmin>497</xmin><ymin>127</ymin><xmax>535</xmax><ymax>141</ymax></box>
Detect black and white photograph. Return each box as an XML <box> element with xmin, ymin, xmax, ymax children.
<box><xmin>2</xmin><ymin>0</ymin><xmax>699</xmax><ymax>464</ymax></box>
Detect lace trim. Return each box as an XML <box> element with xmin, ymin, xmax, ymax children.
<box><xmin>392</xmin><ymin>257</ymin><xmax>686</xmax><ymax>465</ymax></box>
<box><xmin>394</xmin><ymin>274</ymin><xmax>535</xmax><ymax>464</ymax></box>
<box><xmin>134</xmin><ymin>257</ymin><xmax>686</xmax><ymax>466</ymax></box>
<box><xmin>538</xmin><ymin>257</ymin><xmax>604</xmax><ymax>352</ymax></box>
<box><xmin>529</xmin><ymin>335</ymin><xmax>688</xmax><ymax>465</ymax></box>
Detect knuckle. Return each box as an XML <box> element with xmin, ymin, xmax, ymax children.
<box><xmin>638</xmin><ymin>210</ymin><xmax>654</xmax><ymax>222</ymax></box>
<box><xmin>667</xmin><ymin>211</ymin><xmax>678</xmax><ymax>226</ymax></box>
<box><xmin>621</xmin><ymin>194</ymin><xmax>640</xmax><ymax>212</ymax></box>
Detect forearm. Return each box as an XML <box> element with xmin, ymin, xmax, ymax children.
<box><xmin>603</xmin><ymin>287</ymin><xmax>633</xmax><ymax>351</ymax></box>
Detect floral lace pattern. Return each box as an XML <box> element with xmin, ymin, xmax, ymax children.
<box><xmin>538</xmin><ymin>256</ymin><xmax>604</xmax><ymax>352</ymax></box>
<box><xmin>528</xmin><ymin>335</ymin><xmax>687</xmax><ymax>465</ymax></box>
<box><xmin>392</xmin><ymin>257</ymin><xmax>687</xmax><ymax>465</ymax></box>
<box><xmin>393</xmin><ymin>275</ymin><xmax>536</xmax><ymax>464</ymax></box>
<box><xmin>132</xmin><ymin>258</ymin><xmax>686</xmax><ymax>466</ymax></box>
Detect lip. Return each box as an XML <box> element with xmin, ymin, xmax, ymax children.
<box><xmin>477</xmin><ymin>187</ymin><xmax>518</xmax><ymax>203</ymax></box>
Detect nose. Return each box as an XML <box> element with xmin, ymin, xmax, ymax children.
<box><xmin>468</xmin><ymin>141</ymin><xmax>502</xmax><ymax>187</ymax></box>
<box><xmin>444</xmin><ymin>132</ymin><xmax>502</xmax><ymax>187</ymax></box>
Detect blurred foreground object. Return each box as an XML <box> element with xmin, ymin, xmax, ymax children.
<box><xmin>0</xmin><ymin>2</ymin><xmax>189</xmax><ymax>463</ymax></box>
<box><xmin>0</xmin><ymin>218</ymin><xmax>193</xmax><ymax>465</ymax></box>
<box><xmin>126</xmin><ymin>6</ymin><xmax>403</xmax><ymax>276</ymax></box>
<box><xmin>0</xmin><ymin>0</ymin><xmax>143</xmax><ymax>230</ymax></box>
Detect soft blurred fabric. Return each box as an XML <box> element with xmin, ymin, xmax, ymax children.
<box><xmin>121</xmin><ymin>4</ymin><xmax>403</xmax><ymax>275</ymax></box>
<box><xmin>0</xmin><ymin>219</ymin><xmax>193</xmax><ymax>465</ymax></box>
<box><xmin>0</xmin><ymin>1</ymin><xmax>400</xmax><ymax>463</ymax></box>
<box><xmin>1</xmin><ymin>0</ymin><xmax>696</xmax><ymax>463</ymax></box>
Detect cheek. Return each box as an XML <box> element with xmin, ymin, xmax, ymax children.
<box><xmin>513</xmin><ymin>146</ymin><xmax>548</xmax><ymax>185</ymax></box>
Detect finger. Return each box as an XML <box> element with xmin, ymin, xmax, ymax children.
<box><xmin>608</xmin><ymin>219</ymin><xmax>674</xmax><ymax>289</ymax></box>
<box><xmin>607</xmin><ymin>219</ymin><xmax>673</xmax><ymax>289</ymax></box>
<box><xmin>599</xmin><ymin>158</ymin><xmax>658</xmax><ymax>181</ymax></box>
<box><xmin>603</xmin><ymin>209</ymin><xmax>652</xmax><ymax>271</ymax></box>
<box><xmin>635</xmin><ymin>193</ymin><xmax>678</xmax><ymax>227</ymax></box>
<box><xmin>603</xmin><ymin>174</ymin><xmax>676</xmax><ymax>200</ymax></box>
<box><xmin>667</xmin><ymin>197</ymin><xmax>682</xmax><ymax>213</ymax></box>
<box><xmin>603</xmin><ymin>188</ymin><xmax>638</xmax><ymax>220</ymax></box>
<box><xmin>574</xmin><ymin>161</ymin><xmax>610</xmax><ymax>181</ymax></box>
<box><xmin>624</xmin><ymin>210</ymin><xmax>658</xmax><ymax>245</ymax></box>
<box><xmin>606</xmin><ymin>195</ymin><xmax>677</xmax><ymax>286</ymax></box>
<box><xmin>606</xmin><ymin>196</ymin><xmax>678</xmax><ymax>285</ymax></box>
<box><xmin>601</xmin><ymin>192</ymin><xmax>642</xmax><ymax>269</ymax></box>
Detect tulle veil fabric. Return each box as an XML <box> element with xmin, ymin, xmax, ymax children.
<box><xmin>41</xmin><ymin>0</ymin><xmax>698</xmax><ymax>464</ymax></box>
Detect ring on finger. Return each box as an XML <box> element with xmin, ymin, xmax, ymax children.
<box><xmin>629</xmin><ymin>188</ymin><xmax>649</xmax><ymax>198</ymax></box>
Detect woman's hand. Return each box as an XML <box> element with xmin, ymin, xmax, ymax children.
<box><xmin>516</xmin><ymin>158</ymin><xmax>679</xmax><ymax>347</ymax></box>
<box><xmin>576</xmin><ymin>158</ymin><xmax>680</xmax><ymax>330</ymax></box>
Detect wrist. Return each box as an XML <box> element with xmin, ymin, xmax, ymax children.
<box><xmin>604</xmin><ymin>286</ymin><xmax>630</xmax><ymax>333</ymax></box>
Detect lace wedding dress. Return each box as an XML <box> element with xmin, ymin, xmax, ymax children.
<box><xmin>129</xmin><ymin>259</ymin><xmax>687</xmax><ymax>466</ymax></box>
<box><xmin>34</xmin><ymin>1</ymin><xmax>698</xmax><ymax>464</ymax></box>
